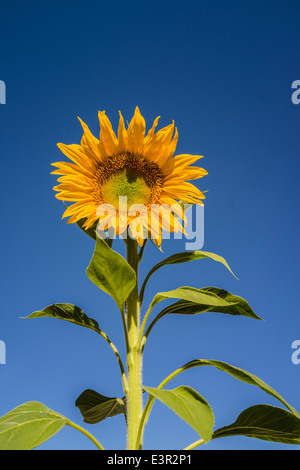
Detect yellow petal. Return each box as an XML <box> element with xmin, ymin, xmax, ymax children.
<box><xmin>143</xmin><ymin>122</ymin><xmax>177</xmax><ymax>168</ymax></box>
<box><xmin>57</xmin><ymin>143</ymin><xmax>96</xmax><ymax>171</ymax></box>
<box><xmin>127</xmin><ymin>106</ymin><xmax>146</xmax><ymax>154</ymax></box>
<box><xmin>144</xmin><ymin>116</ymin><xmax>160</xmax><ymax>141</ymax></box>
<box><xmin>51</xmin><ymin>161</ymin><xmax>94</xmax><ymax>178</ymax></box>
<box><xmin>98</xmin><ymin>111</ymin><xmax>119</xmax><ymax>156</ymax></box>
<box><xmin>162</xmin><ymin>181</ymin><xmax>205</xmax><ymax>195</ymax></box>
<box><xmin>164</xmin><ymin>167</ymin><xmax>208</xmax><ymax>182</ymax></box>
<box><xmin>118</xmin><ymin>111</ymin><xmax>128</xmax><ymax>153</ymax></box>
<box><xmin>63</xmin><ymin>200</ymin><xmax>93</xmax><ymax>218</ymax></box>
<box><xmin>78</xmin><ymin>117</ymin><xmax>104</xmax><ymax>164</ymax></box>
<box><xmin>167</xmin><ymin>127</ymin><xmax>178</xmax><ymax>158</ymax></box>
<box><xmin>173</xmin><ymin>154</ymin><xmax>204</xmax><ymax>170</ymax></box>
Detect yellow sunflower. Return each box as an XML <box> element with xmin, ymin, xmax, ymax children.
<box><xmin>52</xmin><ymin>107</ymin><xmax>207</xmax><ymax>246</ymax></box>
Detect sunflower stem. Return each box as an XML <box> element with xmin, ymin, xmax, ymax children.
<box><xmin>184</xmin><ymin>438</ymin><xmax>205</xmax><ymax>450</ymax></box>
<box><xmin>135</xmin><ymin>365</ymin><xmax>188</xmax><ymax>448</ymax></box>
<box><xmin>65</xmin><ymin>418</ymin><xmax>104</xmax><ymax>450</ymax></box>
<box><xmin>126</xmin><ymin>237</ymin><xmax>143</xmax><ymax>450</ymax></box>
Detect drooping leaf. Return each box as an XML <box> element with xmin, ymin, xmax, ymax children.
<box><xmin>87</xmin><ymin>238</ymin><xmax>136</xmax><ymax>311</ymax></box>
<box><xmin>143</xmin><ymin>385</ymin><xmax>214</xmax><ymax>443</ymax></box>
<box><xmin>140</xmin><ymin>250</ymin><xmax>237</xmax><ymax>303</ymax></box>
<box><xmin>149</xmin><ymin>286</ymin><xmax>237</xmax><ymax>312</ymax></box>
<box><xmin>174</xmin><ymin>359</ymin><xmax>299</xmax><ymax>417</ymax></box>
<box><xmin>24</xmin><ymin>303</ymin><xmax>100</xmax><ymax>333</ymax></box>
<box><xmin>156</xmin><ymin>287</ymin><xmax>261</xmax><ymax>321</ymax></box>
<box><xmin>75</xmin><ymin>389</ymin><xmax>125</xmax><ymax>424</ymax></box>
<box><xmin>213</xmin><ymin>404</ymin><xmax>300</xmax><ymax>445</ymax></box>
<box><xmin>0</xmin><ymin>402</ymin><xmax>66</xmax><ymax>450</ymax></box>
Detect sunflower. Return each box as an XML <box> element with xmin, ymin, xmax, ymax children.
<box><xmin>52</xmin><ymin>107</ymin><xmax>207</xmax><ymax>246</ymax></box>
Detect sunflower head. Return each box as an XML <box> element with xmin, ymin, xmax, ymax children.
<box><xmin>52</xmin><ymin>107</ymin><xmax>207</xmax><ymax>246</ymax></box>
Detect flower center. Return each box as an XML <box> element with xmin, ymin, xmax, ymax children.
<box><xmin>101</xmin><ymin>169</ymin><xmax>151</xmax><ymax>207</ymax></box>
<box><xmin>93</xmin><ymin>153</ymin><xmax>163</xmax><ymax>209</ymax></box>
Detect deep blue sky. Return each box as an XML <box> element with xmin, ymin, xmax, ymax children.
<box><xmin>0</xmin><ymin>0</ymin><xmax>299</xmax><ymax>450</ymax></box>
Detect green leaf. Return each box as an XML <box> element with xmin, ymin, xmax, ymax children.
<box><xmin>77</xmin><ymin>219</ymin><xmax>114</xmax><ymax>247</ymax></box>
<box><xmin>63</xmin><ymin>203</ymin><xmax>113</xmax><ymax>246</ymax></box>
<box><xmin>75</xmin><ymin>217</ymin><xmax>98</xmax><ymax>241</ymax></box>
<box><xmin>63</xmin><ymin>202</ymin><xmax>97</xmax><ymax>242</ymax></box>
<box><xmin>143</xmin><ymin>385</ymin><xmax>214</xmax><ymax>443</ymax></box>
<box><xmin>175</xmin><ymin>359</ymin><xmax>299</xmax><ymax>417</ymax></box>
<box><xmin>140</xmin><ymin>250</ymin><xmax>237</xmax><ymax>303</ymax></box>
<box><xmin>75</xmin><ymin>389</ymin><xmax>125</xmax><ymax>424</ymax></box>
<box><xmin>157</xmin><ymin>287</ymin><xmax>262</xmax><ymax>320</ymax></box>
<box><xmin>87</xmin><ymin>238</ymin><xmax>136</xmax><ymax>311</ymax></box>
<box><xmin>173</xmin><ymin>201</ymin><xmax>194</xmax><ymax>221</ymax></box>
<box><xmin>0</xmin><ymin>402</ymin><xmax>66</xmax><ymax>450</ymax></box>
<box><xmin>141</xmin><ymin>289</ymin><xmax>261</xmax><ymax>349</ymax></box>
<box><xmin>24</xmin><ymin>303</ymin><xmax>101</xmax><ymax>333</ymax></box>
<box><xmin>150</xmin><ymin>286</ymin><xmax>237</xmax><ymax>312</ymax></box>
<box><xmin>213</xmin><ymin>404</ymin><xmax>300</xmax><ymax>445</ymax></box>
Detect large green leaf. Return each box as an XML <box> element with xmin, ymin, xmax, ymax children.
<box><xmin>149</xmin><ymin>286</ymin><xmax>237</xmax><ymax>312</ymax></box>
<box><xmin>141</xmin><ymin>289</ymin><xmax>261</xmax><ymax>350</ymax></box>
<box><xmin>0</xmin><ymin>402</ymin><xmax>66</xmax><ymax>450</ymax></box>
<box><xmin>140</xmin><ymin>250</ymin><xmax>237</xmax><ymax>303</ymax></box>
<box><xmin>156</xmin><ymin>287</ymin><xmax>261</xmax><ymax>320</ymax></box>
<box><xmin>24</xmin><ymin>303</ymin><xmax>100</xmax><ymax>333</ymax></box>
<box><xmin>213</xmin><ymin>404</ymin><xmax>300</xmax><ymax>445</ymax></box>
<box><xmin>174</xmin><ymin>359</ymin><xmax>299</xmax><ymax>417</ymax></box>
<box><xmin>143</xmin><ymin>385</ymin><xmax>214</xmax><ymax>443</ymax></box>
<box><xmin>24</xmin><ymin>304</ymin><xmax>125</xmax><ymax>388</ymax></box>
<box><xmin>75</xmin><ymin>389</ymin><xmax>125</xmax><ymax>424</ymax></box>
<box><xmin>87</xmin><ymin>238</ymin><xmax>136</xmax><ymax>311</ymax></box>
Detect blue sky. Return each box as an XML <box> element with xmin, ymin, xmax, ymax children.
<box><xmin>0</xmin><ymin>0</ymin><xmax>299</xmax><ymax>450</ymax></box>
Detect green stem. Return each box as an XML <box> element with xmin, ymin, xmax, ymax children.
<box><xmin>135</xmin><ymin>365</ymin><xmax>187</xmax><ymax>449</ymax></box>
<box><xmin>65</xmin><ymin>418</ymin><xmax>104</xmax><ymax>450</ymax></box>
<box><xmin>138</xmin><ymin>239</ymin><xmax>148</xmax><ymax>262</ymax></box>
<box><xmin>137</xmin><ymin>302</ymin><xmax>153</xmax><ymax>351</ymax></box>
<box><xmin>64</xmin><ymin>320</ymin><xmax>128</xmax><ymax>395</ymax></box>
<box><xmin>121</xmin><ymin>306</ymin><xmax>130</xmax><ymax>355</ymax></box>
<box><xmin>126</xmin><ymin>237</ymin><xmax>143</xmax><ymax>450</ymax></box>
<box><xmin>138</xmin><ymin>266</ymin><xmax>152</xmax><ymax>306</ymax></box>
<box><xmin>96</xmin><ymin>329</ymin><xmax>128</xmax><ymax>395</ymax></box>
<box><xmin>184</xmin><ymin>438</ymin><xmax>205</xmax><ymax>450</ymax></box>
<box><xmin>140</xmin><ymin>303</ymin><xmax>180</xmax><ymax>354</ymax></box>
